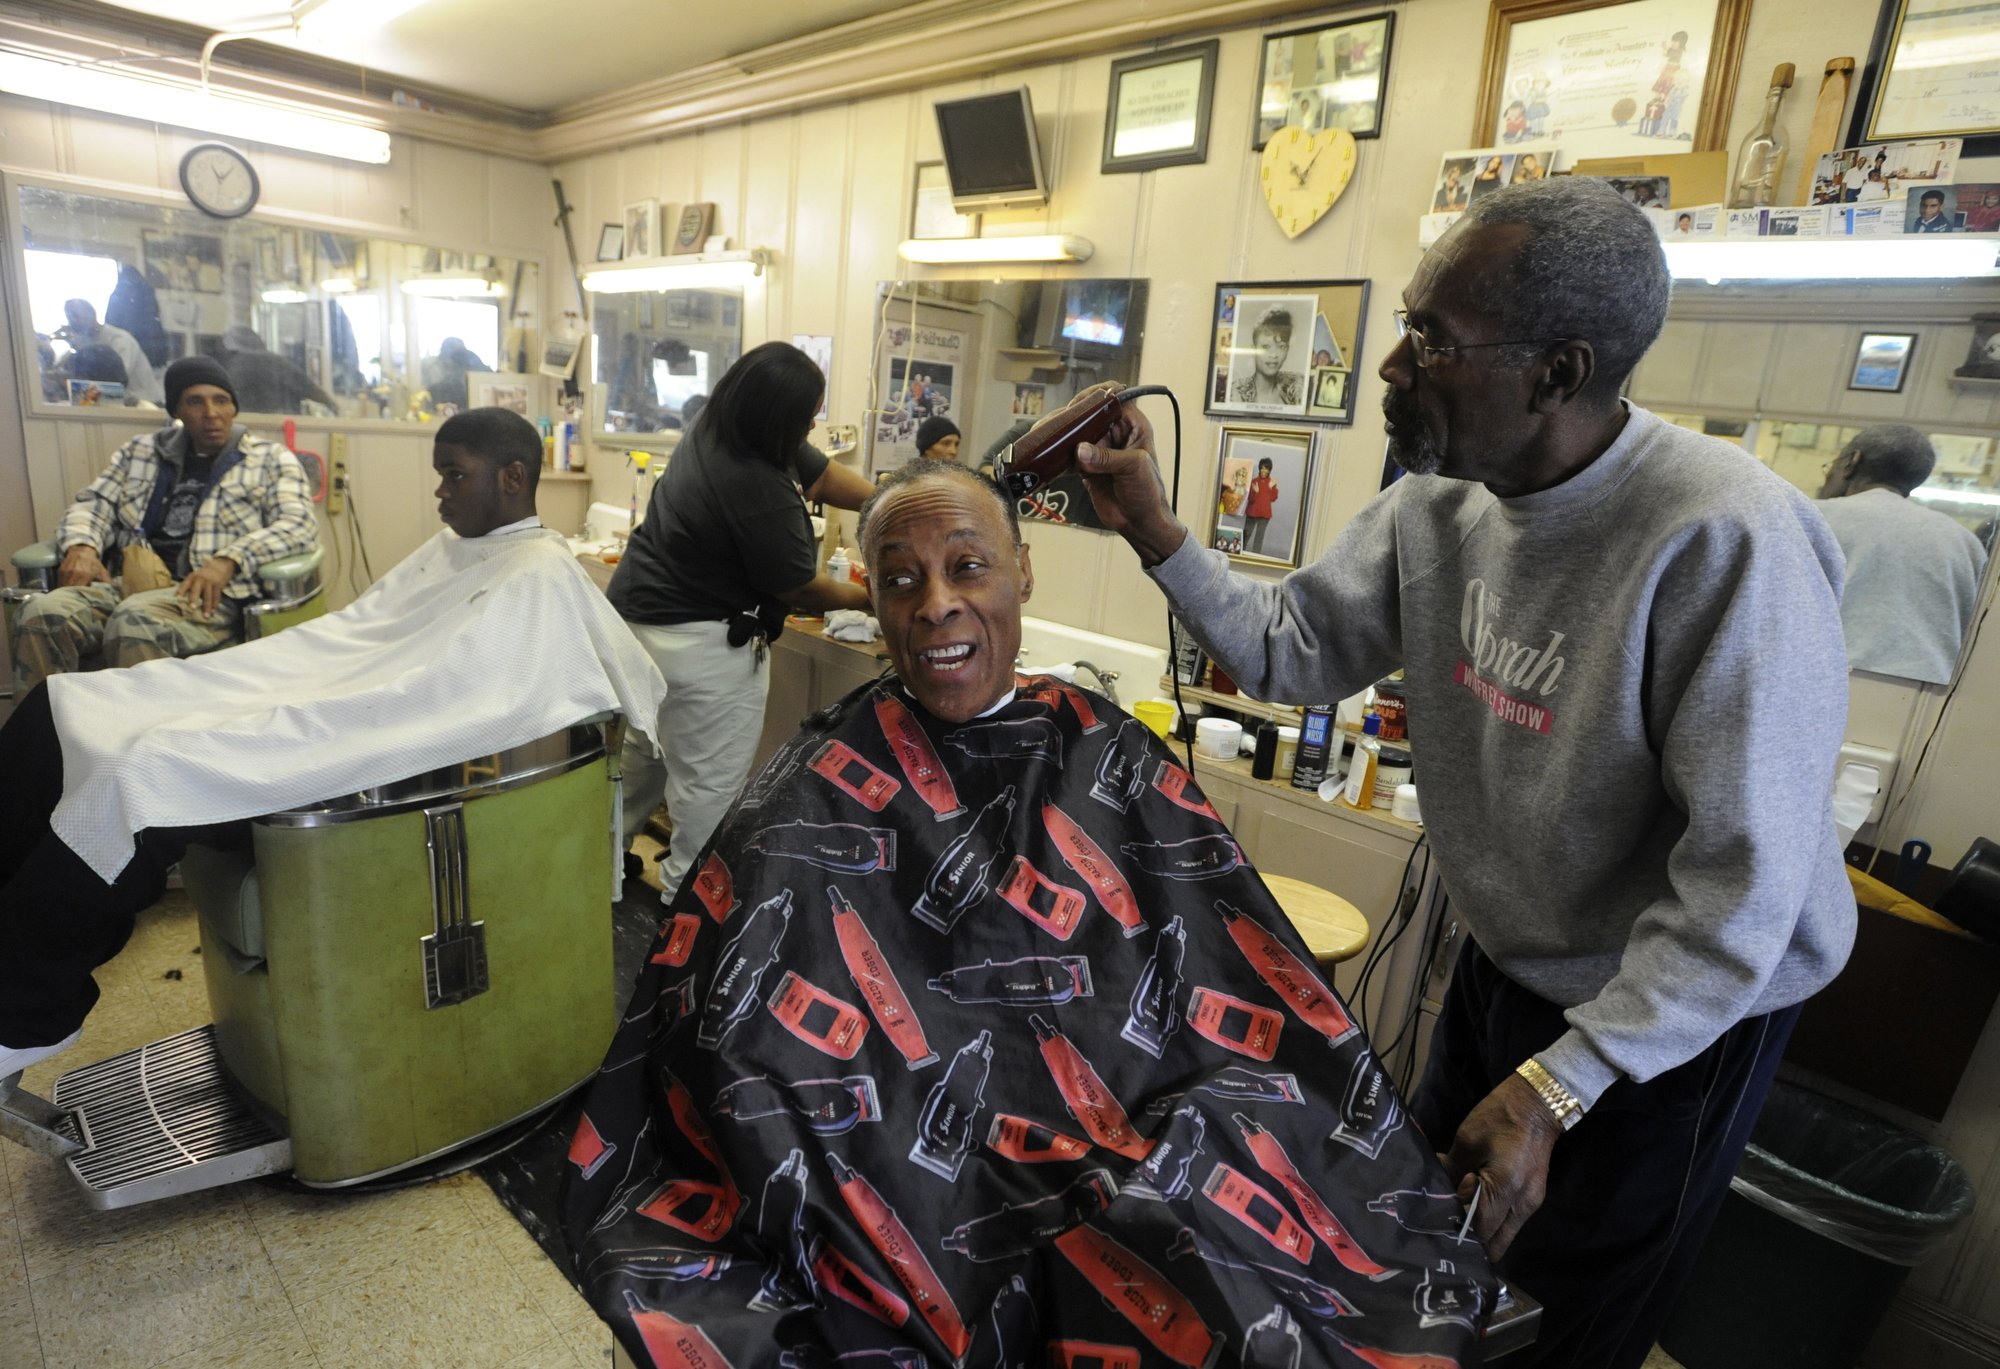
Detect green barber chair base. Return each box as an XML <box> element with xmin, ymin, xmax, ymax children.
<box><xmin>20</xmin><ymin>722</ymin><xmax>620</xmax><ymax>1208</ymax></box>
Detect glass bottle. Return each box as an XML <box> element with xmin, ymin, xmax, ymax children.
<box><xmin>1730</xmin><ymin>64</ymin><xmax>1796</xmax><ymax>209</ymax></box>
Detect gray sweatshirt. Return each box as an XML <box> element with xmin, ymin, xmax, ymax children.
<box><xmin>1152</xmin><ymin>405</ymin><xmax>1856</xmax><ymax>1107</ymax></box>
<box><xmin>1814</xmin><ymin>488</ymin><xmax>1987</xmax><ymax>685</ymax></box>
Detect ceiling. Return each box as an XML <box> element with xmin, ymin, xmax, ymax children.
<box><xmin>84</xmin><ymin>0</ymin><xmax>919</xmax><ymax>112</ymax></box>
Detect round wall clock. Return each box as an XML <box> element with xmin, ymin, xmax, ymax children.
<box><xmin>179</xmin><ymin>142</ymin><xmax>260</xmax><ymax>220</ymax></box>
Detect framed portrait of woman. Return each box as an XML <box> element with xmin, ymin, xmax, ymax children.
<box><xmin>1207</xmin><ymin>279</ymin><xmax>1369</xmax><ymax>426</ymax></box>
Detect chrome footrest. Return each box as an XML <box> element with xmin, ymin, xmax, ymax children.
<box><xmin>50</xmin><ymin>1026</ymin><xmax>291</xmax><ymax>1210</ymax></box>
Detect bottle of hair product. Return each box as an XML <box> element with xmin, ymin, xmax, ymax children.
<box><xmin>1250</xmin><ymin>721</ymin><xmax>1279</xmax><ymax>781</ymax></box>
<box><xmin>1340</xmin><ymin>715</ymin><xmax>1382</xmax><ymax>811</ymax></box>
<box><xmin>1290</xmin><ymin>706</ymin><xmax>1338</xmax><ymax>792</ymax></box>
<box><xmin>1730</xmin><ymin>64</ymin><xmax>1796</xmax><ymax>208</ymax></box>
<box><xmin>827</xmin><ymin>547</ymin><xmax>850</xmax><ymax>582</ymax></box>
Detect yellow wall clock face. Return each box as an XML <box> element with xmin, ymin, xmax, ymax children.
<box><xmin>1259</xmin><ymin>127</ymin><xmax>1358</xmax><ymax>240</ymax></box>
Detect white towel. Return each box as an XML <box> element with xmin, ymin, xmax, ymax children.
<box><xmin>49</xmin><ymin>526</ymin><xmax>668</xmax><ymax>881</ymax></box>
<box><xmin>823</xmin><ymin>609</ymin><xmax>880</xmax><ymax>643</ymax></box>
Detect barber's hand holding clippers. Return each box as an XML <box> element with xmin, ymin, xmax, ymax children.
<box><xmin>177</xmin><ymin>556</ymin><xmax>237</xmax><ymax>618</ymax></box>
<box><xmin>1073</xmin><ymin>395</ymin><xmax>1189</xmax><ymax>567</ymax></box>
<box><xmin>58</xmin><ymin>544</ymin><xmax>112</xmax><ymax>588</ymax></box>
<box><xmin>1438</xmin><ymin>1072</ymin><xmax>1563</xmax><ymax>1260</ymax></box>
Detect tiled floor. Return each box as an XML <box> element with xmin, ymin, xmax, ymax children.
<box><xmin>0</xmin><ymin>892</ymin><xmax>618</xmax><ymax>1369</ymax></box>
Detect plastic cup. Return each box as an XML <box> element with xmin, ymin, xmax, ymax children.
<box><xmin>1133</xmin><ymin>699</ymin><xmax>1176</xmax><ymax>739</ymax></box>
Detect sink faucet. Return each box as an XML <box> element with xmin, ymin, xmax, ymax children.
<box><xmin>1070</xmin><ymin>661</ymin><xmax>1120</xmax><ymax>706</ymax></box>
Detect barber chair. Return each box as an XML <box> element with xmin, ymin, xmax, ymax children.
<box><xmin>0</xmin><ymin>719</ymin><xmax>624</xmax><ymax>1208</ymax></box>
<box><xmin>2</xmin><ymin>539</ymin><xmax>328</xmax><ymax>671</ymax></box>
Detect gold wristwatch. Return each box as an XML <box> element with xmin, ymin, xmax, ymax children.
<box><xmin>1516</xmin><ymin>1058</ymin><xmax>1584</xmax><ymax>1131</ymax></box>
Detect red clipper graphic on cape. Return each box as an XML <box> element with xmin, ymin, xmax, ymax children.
<box><xmin>1041</xmin><ymin>801</ymin><xmax>1145</xmax><ymax>936</ymax></box>
<box><xmin>828</xmin><ymin>1154</ymin><xmax>972</xmax><ymax>1360</ymax></box>
<box><xmin>829</xmin><ymin>885</ymin><xmax>937</xmax><ymax>1068</ymax></box>
<box><xmin>875</xmin><ymin>692</ymin><xmax>966</xmax><ymax>819</ymax></box>
<box><xmin>1030</xmin><ymin>1013</ymin><xmax>1154</xmax><ymax>1160</ymax></box>
<box><xmin>1053</xmin><ymin>1223</ymin><xmax>1221</xmax><ymax>1369</ymax></box>
<box><xmin>623</xmin><ymin>1290</ymin><xmax>735</xmax><ymax>1369</ymax></box>
<box><xmin>1216</xmin><ymin>900</ymin><xmax>1358</xmax><ymax>1047</ymax></box>
<box><xmin>1233</xmin><ymin>1112</ymin><xmax>1393</xmax><ymax>1280</ymax></box>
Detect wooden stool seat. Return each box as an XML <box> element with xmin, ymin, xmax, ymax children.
<box><xmin>1263</xmin><ymin>874</ymin><xmax>1371</xmax><ymax>965</ymax></box>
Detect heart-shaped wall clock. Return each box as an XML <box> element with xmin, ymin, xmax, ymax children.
<box><xmin>1260</xmin><ymin>126</ymin><xmax>1358</xmax><ymax>239</ymax></box>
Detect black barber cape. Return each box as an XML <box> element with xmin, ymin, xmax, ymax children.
<box><xmin>561</xmin><ymin>676</ymin><xmax>1498</xmax><ymax>1368</ymax></box>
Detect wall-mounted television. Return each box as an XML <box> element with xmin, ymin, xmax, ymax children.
<box><xmin>934</xmin><ymin>88</ymin><xmax>1050</xmax><ymax>213</ymax></box>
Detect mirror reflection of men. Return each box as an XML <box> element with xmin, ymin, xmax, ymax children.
<box><xmin>220</xmin><ymin>325</ymin><xmax>337</xmax><ymax>416</ymax></box>
<box><xmin>1076</xmin><ymin>177</ymin><xmax>1854</xmax><ymax>1369</ymax></box>
<box><xmin>55</xmin><ymin>299</ymin><xmax>162</xmax><ymax>405</ymax></box>
<box><xmin>14</xmin><ymin>358</ymin><xmax>318</xmax><ymax>693</ymax></box>
<box><xmin>1816</xmin><ymin>424</ymin><xmax>1988</xmax><ymax>683</ymax></box>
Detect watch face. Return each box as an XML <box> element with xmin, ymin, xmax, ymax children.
<box><xmin>180</xmin><ymin>144</ymin><xmax>259</xmax><ymax>219</ymax></box>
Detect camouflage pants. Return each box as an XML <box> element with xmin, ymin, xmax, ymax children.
<box><xmin>12</xmin><ymin>583</ymin><xmax>241</xmax><ymax>693</ymax></box>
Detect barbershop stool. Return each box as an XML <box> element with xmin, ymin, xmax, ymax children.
<box><xmin>1264</xmin><ymin>874</ymin><xmax>1371</xmax><ymax>967</ymax></box>
<box><xmin>9</xmin><ymin>722</ymin><xmax>621</xmax><ymax>1208</ymax></box>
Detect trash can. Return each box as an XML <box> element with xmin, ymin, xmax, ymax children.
<box><xmin>1660</xmin><ymin>1081</ymin><xmax>1976</xmax><ymax>1369</ymax></box>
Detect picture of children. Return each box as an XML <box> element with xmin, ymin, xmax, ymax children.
<box><xmin>1243</xmin><ymin>457</ymin><xmax>1280</xmax><ymax>554</ymax></box>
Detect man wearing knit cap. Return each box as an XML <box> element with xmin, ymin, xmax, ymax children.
<box><xmin>13</xmin><ymin>356</ymin><xmax>318</xmax><ymax>690</ymax></box>
<box><xmin>914</xmin><ymin>415</ymin><xmax>961</xmax><ymax>462</ymax></box>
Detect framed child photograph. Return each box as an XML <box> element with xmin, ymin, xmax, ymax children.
<box><xmin>596</xmin><ymin>223</ymin><xmax>624</xmax><ymax>262</ymax></box>
<box><xmin>1210</xmin><ymin>425</ymin><xmax>1315</xmax><ymax>567</ymax></box>
<box><xmin>1850</xmin><ymin>333</ymin><xmax>1917</xmax><ymax>392</ymax></box>
<box><xmin>1208</xmin><ymin>279</ymin><xmax>1370</xmax><ymax>425</ymax></box>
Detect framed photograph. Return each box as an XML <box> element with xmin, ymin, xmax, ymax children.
<box><xmin>1960</xmin><ymin>316</ymin><xmax>2000</xmax><ymax>378</ymax></box>
<box><xmin>1851</xmin><ymin>333</ymin><xmax>1917</xmax><ymax>392</ymax></box>
<box><xmin>1852</xmin><ymin>0</ymin><xmax>2000</xmax><ymax>147</ymax></box>
<box><xmin>468</xmin><ymin>371</ymin><xmax>534</xmax><ymax>415</ymax></box>
<box><xmin>140</xmin><ymin>230</ymin><xmax>225</xmax><ymax>294</ymax></box>
<box><xmin>596</xmin><ymin>222</ymin><xmax>625</xmax><ymax>262</ymax></box>
<box><xmin>1473</xmin><ymin>0</ymin><xmax>1753</xmax><ymax>162</ymax></box>
<box><xmin>621</xmin><ymin>200</ymin><xmax>659</xmax><ymax>259</ymax></box>
<box><xmin>672</xmin><ymin>202</ymin><xmax>715</xmax><ymax>255</ymax></box>
<box><xmin>1305</xmin><ymin>366</ymin><xmax>1351</xmax><ymax>418</ymax></box>
<box><xmin>1103</xmin><ymin>40</ymin><xmax>1219</xmax><ymax>173</ymax></box>
<box><xmin>911</xmin><ymin>162</ymin><xmax>980</xmax><ymax>239</ymax></box>
<box><xmin>1210</xmin><ymin>425</ymin><xmax>1316</xmax><ymax>568</ymax></box>
<box><xmin>1207</xmin><ymin>279</ymin><xmax>1370</xmax><ymax>426</ymax></box>
<box><xmin>1011</xmin><ymin>382</ymin><xmax>1047</xmax><ymax>418</ymax></box>
<box><xmin>1254</xmin><ymin>14</ymin><xmax>1395</xmax><ymax>149</ymax></box>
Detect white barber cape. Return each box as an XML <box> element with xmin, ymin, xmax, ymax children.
<box><xmin>48</xmin><ymin>524</ymin><xmax>668</xmax><ymax>881</ymax></box>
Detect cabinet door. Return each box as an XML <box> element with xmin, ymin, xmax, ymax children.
<box><xmin>754</xmin><ymin>647</ymin><xmax>815</xmax><ymax>773</ymax></box>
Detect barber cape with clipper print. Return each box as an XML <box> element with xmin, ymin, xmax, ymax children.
<box><xmin>562</xmin><ymin>677</ymin><xmax>1498</xmax><ymax>1369</ymax></box>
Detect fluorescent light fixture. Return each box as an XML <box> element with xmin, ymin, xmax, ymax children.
<box><xmin>293</xmin><ymin>0</ymin><xmax>430</xmax><ymax>28</ymax></box>
<box><xmin>1912</xmin><ymin>486</ymin><xmax>2000</xmax><ymax>508</ymax></box>
<box><xmin>260</xmin><ymin>286</ymin><xmax>310</xmax><ymax>303</ymax></box>
<box><xmin>400</xmin><ymin>271</ymin><xmax>506</xmax><ymax>298</ymax></box>
<box><xmin>1662</xmin><ymin>235</ymin><xmax>2000</xmax><ymax>284</ymax></box>
<box><xmin>897</xmin><ymin>235</ymin><xmax>1094</xmax><ymax>264</ymax></box>
<box><xmin>581</xmin><ymin>250</ymin><xmax>769</xmax><ymax>294</ymax></box>
<box><xmin>319</xmin><ymin>276</ymin><xmax>358</xmax><ymax>294</ymax></box>
<box><xmin>0</xmin><ymin>51</ymin><xmax>391</xmax><ymax>164</ymax></box>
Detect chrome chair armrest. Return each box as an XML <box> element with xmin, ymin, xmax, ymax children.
<box><xmin>11</xmin><ymin>540</ymin><xmax>58</xmax><ymax>594</ymax></box>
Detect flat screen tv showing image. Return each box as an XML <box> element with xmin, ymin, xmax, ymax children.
<box><xmin>934</xmin><ymin>88</ymin><xmax>1049</xmax><ymax>211</ymax></box>
<box><xmin>1062</xmin><ymin>280</ymin><xmax>1131</xmax><ymax>346</ymax></box>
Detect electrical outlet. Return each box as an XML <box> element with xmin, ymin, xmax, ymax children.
<box><xmin>328</xmin><ymin>433</ymin><xmax>349</xmax><ymax>516</ymax></box>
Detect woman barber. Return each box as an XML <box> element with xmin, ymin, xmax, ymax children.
<box><xmin>608</xmin><ymin>341</ymin><xmax>873</xmax><ymax>898</ymax></box>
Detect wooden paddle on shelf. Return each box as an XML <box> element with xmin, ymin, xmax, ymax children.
<box><xmin>1795</xmin><ymin>57</ymin><xmax>1858</xmax><ymax>206</ymax></box>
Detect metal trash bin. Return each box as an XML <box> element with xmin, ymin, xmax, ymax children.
<box><xmin>1660</xmin><ymin>1081</ymin><xmax>1975</xmax><ymax>1368</ymax></box>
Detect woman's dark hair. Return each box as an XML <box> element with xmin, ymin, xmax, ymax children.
<box><xmin>696</xmin><ymin>342</ymin><xmax>825</xmax><ymax>466</ymax></box>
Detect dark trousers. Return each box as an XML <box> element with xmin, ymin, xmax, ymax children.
<box><xmin>1412</xmin><ymin>940</ymin><xmax>1799</xmax><ymax>1369</ymax></box>
<box><xmin>0</xmin><ymin>684</ymin><xmax>245</xmax><ymax>1047</ymax></box>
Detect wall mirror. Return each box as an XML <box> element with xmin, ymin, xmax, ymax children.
<box><xmin>11</xmin><ymin>181</ymin><xmax>541</xmax><ymax>421</ymax></box>
<box><xmin>590</xmin><ymin>286</ymin><xmax>744</xmax><ymax>436</ymax></box>
<box><xmin>867</xmin><ymin>277</ymin><xmax>1149</xmax><ymax>532</ymax></box>
<box><xmin>1630</xmin><ymin>277</ymin><xmax>2000</xmax><ymax>686</ymax></box>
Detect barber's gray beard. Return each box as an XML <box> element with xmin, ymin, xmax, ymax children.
<box><xmin>1382</xmin><ymin>386</ymin><xmax>1444</xmax><ymax>476</ymax></box>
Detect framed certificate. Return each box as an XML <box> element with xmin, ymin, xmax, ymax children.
<box><xmin>1102</xmin><ymin>40</ymin><xmax>1219</xmax><ymax>174</ymax></box>
<box><xmin>1852</xmin><ymin>0</ymin><xmax>2000</xmax><ymax>146</ymax></box>
<box><xmin>1472</xmin><ymin>0</ymin><xmax>1753</xmax><ymax>162</ymax></box>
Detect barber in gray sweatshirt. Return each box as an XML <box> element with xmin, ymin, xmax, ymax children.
<box><xmin>1078</xmin><ymin>179</ymin><xmax>1853</xmax><ymax>1369</ymax></box>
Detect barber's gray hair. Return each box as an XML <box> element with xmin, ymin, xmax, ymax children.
<box><xmin>1459</xmin><ymin>177</ymin><xmax>1671</xmax><ymax>399</ymax></box>
<box><xmin>1842</xmin><ymin>423</ymin><xmax>1936</xmax><ymax>493</ymax></box>
<box><xmin>857</xmin><ymin>458</ymin><xmax>1021</xmax><ymax>559</ymax></box>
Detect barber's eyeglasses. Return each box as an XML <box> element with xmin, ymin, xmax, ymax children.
<box><xmin>1393</xmin><ymin>310</ymin><xmax>1568</xmax><ymax>369</ymax></box>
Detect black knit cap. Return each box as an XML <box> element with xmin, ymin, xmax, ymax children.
<box><xmin>163</xmin><ymin>356</ymin><xmax>238</xmax><ymax>414</ymax></box>
<box><xmin>915</xmin><ymin>415</ymin><xmax>960</xmax><ymax>456</ymax></box>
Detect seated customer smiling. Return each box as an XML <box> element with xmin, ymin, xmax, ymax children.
<box><xmin>560</xmin><ymin>459</ymin><xmax>1502</xmax><ymax>1368</ymax></box>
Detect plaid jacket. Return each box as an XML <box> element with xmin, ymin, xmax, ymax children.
<box><xmin>55</xmin><ymin>424</ymin><xmax>318</xmax><ymax>601</ymax></box>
